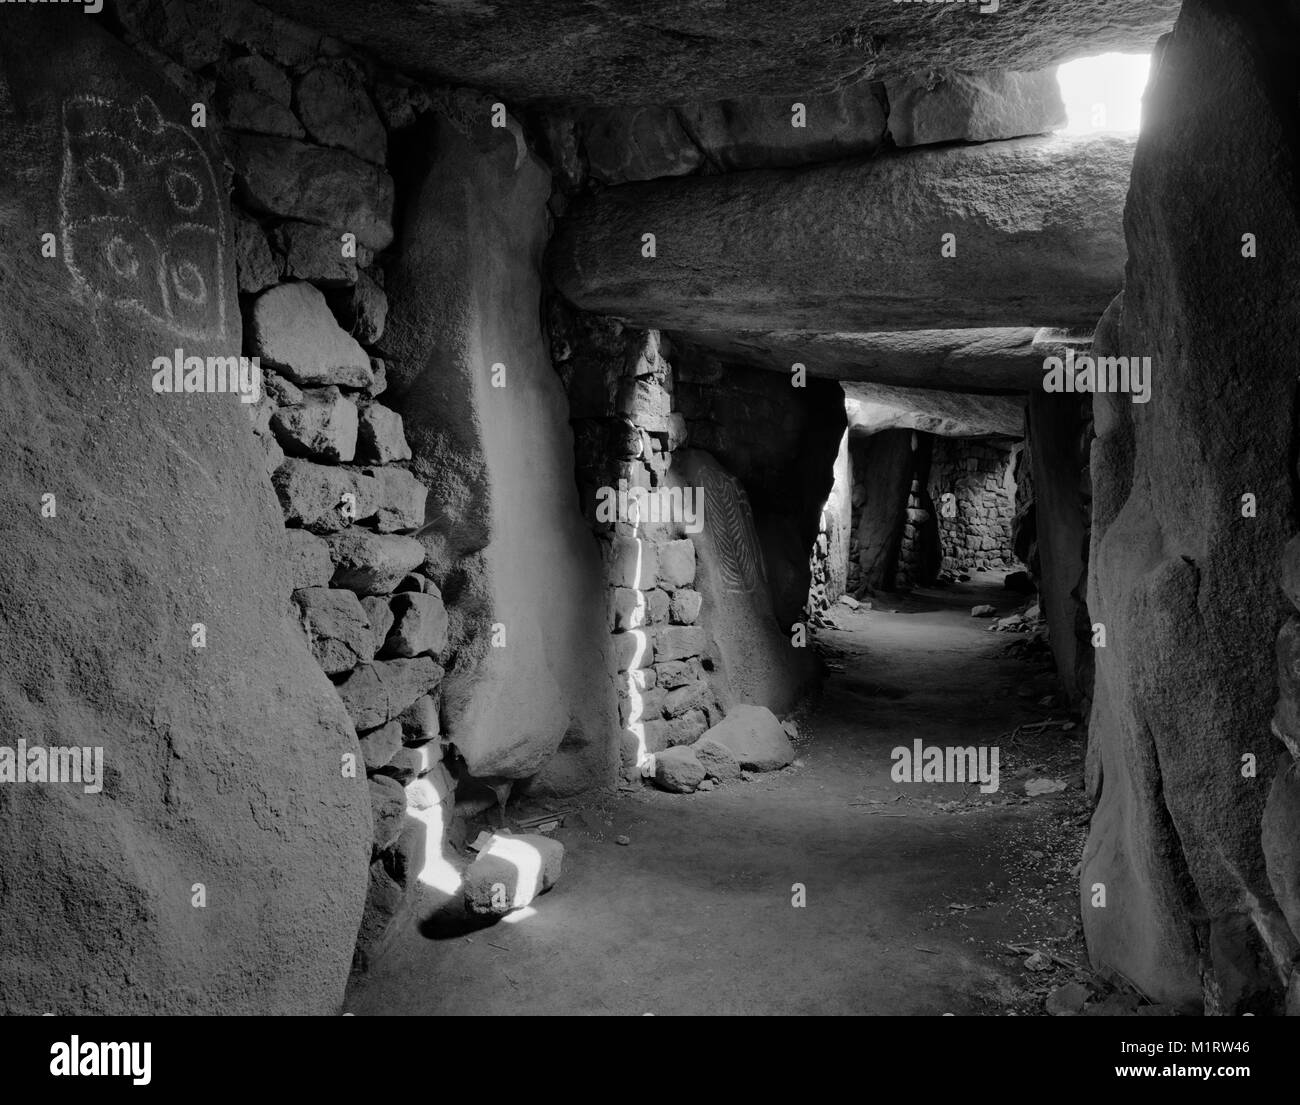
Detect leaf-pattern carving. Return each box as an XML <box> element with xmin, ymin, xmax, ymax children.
<box><xmin>702</xmin><ymin>464</ymin><xmax>765</xmax><ymax>594</ymax></box>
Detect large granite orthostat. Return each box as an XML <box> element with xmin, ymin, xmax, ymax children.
<box><xmin>383</xmin><ymin>105</ymin><xmax>619</xmax><ymax>794</ymax></box>
<box><xmin>0</xmin><ymin>11</ymin><xmax>371</xmax><ymax>1015</ymax></box>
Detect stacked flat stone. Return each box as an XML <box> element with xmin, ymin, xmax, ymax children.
<box><xmin>928</xmin><ymin>439</ymin><xmax>1018</xmax><ymax>574</ymax></box>
<box><xmin>218</xmin><ymin>38</ymin><xmax>444</xmax><ymax>967</ymax></box>
<box><xmin>553</xmin><ymin>313</ymin><xmax>723</xmax><ymax>780</ymax></box>
<box><xmin>804</xmin><ymin>525</ymin><xmax>834</xmax><ymax>623</ymax></box>
<box><xmin>895</xmin><ymin>479</ymin><xmax>929</xmax><ymax>590</ymax></box>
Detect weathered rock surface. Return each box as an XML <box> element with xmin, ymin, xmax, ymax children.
<box><xmin>580</xmin><ymin>85</ymin><xmax>886</xmax><ymax>184</ymax></box>
<box><xmin>258</xmin><ymin>0</ymin><xmax>1179</xmax><ymax>106</ymax></box>
<box><xmin>581</xmin><ymin>106</ymin><xmax>703</xmax><ymax>185</ymax></box>
<box><xmin>551</xmin><ymin>134</ymin><xmax>1133</xmax><ymax>333</ymax></box>
<box><xmin>273</xmin><ymin>220</ymin><xmax>359</xmax><ymax>287</ymax></box>
<box><xmin>679</xmin><ymin>86</ymin><xmax>886</xmax><ymax>171</ymax></box>
<box><xmin>0</xmin><ymin>11</ymin><xmax>369</xmax><ymax>1014</ymax></box>
<box><xmin>367</xmin><ymin>775</ymin><xmax>406</xmax><ymax>853</ymax></box>
<box><xmin>692</xmin><ymin>735</ymin><xmax>741</xmax><ymax>782</ymax></box>
<box><xmin>251</xmin><ymin>282</ymin><xmax>374</xmax><ymax>388</ymax></box>
<box><xmin>365</xmin><ymin>466</ymin><xmax>426</xmax><ymax>533</ymax></box>
<box><xmin>653</xmin><ymin>745</ymin><xmax>706</xmax><ymax>793</ymax></box>
<box><xmin>294</xmin><ymin>59</ymin><xmax>387</xmax><ymax>165</ymax></box>
<box><xmin>653</xmin><ymin>625</ymin><xmax>707</xmax><ymax>664</ymax></box>
<box><xmin>700</xmin><ymin>704</ymin><xmax>795</xmax><ymax>772</ymax></box>
<box><xmin>271</xmin><ymin>385</ymin><xmax>359</xmax><ymax>462</ymax></box>
<box><xmin>1027</xmin><ymin>390</ymin><xmax>1092</xmax><ymax>705</ymax></box>
<box><xmin>669</xmin><ymin>589</ymin><xmax>702</xmax><ymax>625</ymax></box>
<box><xmin>1263</xmin><ymin>764</ymin><xmax>1300</xmax><ymax>947</ymax></box>
<box><xmin>843</xmin><ymin>383</ymin><xmax>1024</xmax><ymax>438</ymax></box>
<box><xmin>382</xmin><ymin>106</ymin><xmax>618</xmax><ymax>790</ymax></box>
<box><xmin>293</xmin><ymin>586</ymin><xmax>374</xmax><ymax>674</ymax></box>
<box><xmin>335</xmin><ymin>657</ymin><xmax>444</xmax><ymax>732</ymax></box>
<box><xmin>666</xmin><ymin>451</ymin><xmax>814</xmax><ymax>713</ymax></box>
<box><xmin>357</xmin><ymin>720</ymin><xmax>402</xmax><ymax>772</ymax></box>
<box><xmin>227</xmin><ymin>133</ymin><xmax>394</xmax><ymax>250</ymax></box>
<box><xmin>361</xmin><ymin>595</ymin><xmax>396</xmax><ymax>653</ymax></box>
<box><xmin>886</xmin><ymin>69</ymin><xmax>1066</xmax><ymax>147</ymax></box>
<box><xmin>675</xmin><ymin>358</ymin><xmax>846</xmax><ymax>629</ymax></box>
<box><xmin>273</xmin><ymin>458</ymin><xmax>378</xmax><ymax>533</ymax></box>
<box><xmin>283</xmin><ymin>527</ymin><xmax>334</xmax><ymax>589</ymax></box>
<box><xmin>1081</xmin><ymin>2</ymin><xmax>1300</xmax><ymax>1015</ymax></box>
<box><xmin>383</xmin><ymin>591</ymin><xmax>448</xmax><ymax>658</ymax></box>
<box><xmin>216</xmin><ymin>52</ymin><xmax>304</xmax><ymax>139</ymax></box>
<box><xmin>329</xmin><ymin>270</ymin><xmax>388</xmax><ymax>346</ymax></box>
<box><xmin>853</xmin><ymin>429</ymin><xmax>914</xmax><ymax>593</ymax></box>
<box><xmin>397</xmin><ymin>693</ymin><xmax>440</xmax><ymax>744</ymax></box>
<box><xmin>328</xmin><ymin>531</ymin><xmax>427</xmax><ymax>596</ymax></box>
<box><xmin>463</xmin><ymin>834</ymin><xmax>564</xmax><ymax>914</ymax></box>
<box><xmin>682</xmin><ymin>327</ymin><xmax>1084</xmax><ymax>393</ymax></box>
<box><xmin>656</xmin><ymin>539</ymin><xmax>696</xmax><ymax>589</ymax></box>
<box><xmin>233</xmin><ymin>210</ymin><xmax>280</xmax><ymax>293</ymax></box>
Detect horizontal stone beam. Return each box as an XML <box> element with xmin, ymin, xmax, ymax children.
<box><xmin>678</xmin><ymin>326</ymin><xmax>1093</xmax><ymax>393</ymax></box>
<box><xmin>258</xmin><ymin>0</ymin><xmax>1179</xmax><ymax>106</ymax></box>
<box><xmin>843</xmin><ymin>382</ymin><xmax>1025</xmax><ymax>439</ymax></box>
<box><xmin>551</xmin><ymin>134</ymin><xmax>1134</xmax><ymax>333</ymax></box>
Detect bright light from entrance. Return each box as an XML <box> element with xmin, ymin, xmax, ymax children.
<box><xmin>1056</xmin><ymin>53</ymin><xmax>1151</xmax><ymax>135</ymax></box>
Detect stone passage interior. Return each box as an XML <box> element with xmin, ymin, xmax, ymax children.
<box><xmin>2</xmin><ymin>0</ymin><xmax>1298</xmax><ymax>1019</ymax></box>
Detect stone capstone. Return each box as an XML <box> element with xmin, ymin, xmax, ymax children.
<box><xmin>551</xmin><ymin>134</ymin><xmax>1133</xmax><ymax>333</ymax></box>
<box><xmin>886</xmin><ymin>69</ymin><xmax>1067</xmax><ymax>148</ymax></box>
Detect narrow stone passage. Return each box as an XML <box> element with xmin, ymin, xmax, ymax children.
<box><xmin>345</xmin><ymin>574</ymin><xmax>1088</xmax><ymax>1015</ymax></box>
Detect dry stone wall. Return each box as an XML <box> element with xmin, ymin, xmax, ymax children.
<box><xmin>674</xmin><ymin>352</ymin><xmax>847</xmax><ymax>628</ymax></box>
<box><xmin>552</xmin><ymin>306</ymin><xmax>821</xmax><ymax>778</ymax></box>
<box><xmin>550</xmin><ymin>309</ymin><xmax>719</xmax><ymax>779</ymax></box>
<box><xmin>116</xmin><ymin>0</ymin><xmax>458</xmax><ymax>971</ymax></box>
<box><xmin>2</xmin><ymin>0</ymin><xmax>626</xmax><ymax>1000</ymax></box>
<box><xmin>926</xmin><ymin>437</ymin><xmax>1019</xmax><ymax>575</ymax></box>
<box><xmin>805</xmin><ymin>431</ymin><xmax>852</xmax><ymax>619</ymax></box>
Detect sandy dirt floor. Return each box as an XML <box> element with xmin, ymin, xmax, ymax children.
<box><xmin>345</xmin><ymin>572</ymin><xmax>1103</xmax><ymax>1016</ymax></box>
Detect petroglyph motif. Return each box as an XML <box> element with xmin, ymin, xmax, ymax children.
<box><xmin>60</xmin><ymin>94</ymin><xmax>226</xmax><ymax>341</ymax></box>
<box><xmin>700</xmin><ymin>463</ymin><xmax>766</xmax><ymax>595</ymax></box>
